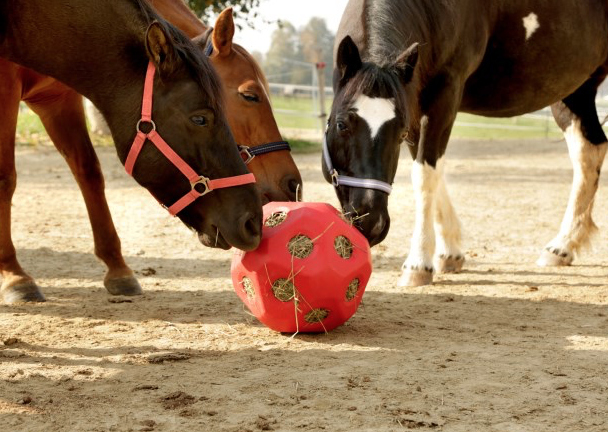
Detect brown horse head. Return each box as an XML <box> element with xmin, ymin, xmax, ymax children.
<box><xmin>113</xmin><ymin>17</ymin><xmax>264</xmax><ymax>251</ymax></box>
<box><xmin>194</xmin><ymin>8</ymin><xmax>303</xmax><ymax>203</ymax></box>
<box><xmin>0</xmin><ymin>0</ymin><xmax>264</xmax><ymax>251</ymax></box>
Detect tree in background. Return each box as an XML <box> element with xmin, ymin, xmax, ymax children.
<box><xmin>186</xmin><ymin>0</ymin><xmax>261</xmax><ymax>26</ymax></box>
<box><xmin>264</xmin><ymin>22</ymin><xmax>303</xmax><ymax>84</ymax></box>
<box><xmin>263</xmin><ymin>18</ymin><xmax>335</xmax><ymax>86</ymax></box>
<box><xmin>298</xmin><ymin>17</ymin><xmax>334</xmax><ymax>85</ymax></box>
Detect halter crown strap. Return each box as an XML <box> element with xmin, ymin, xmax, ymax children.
<box><xmin>125</xmin><ymin>61</ymin><xmax>255</xmax><ymax>216</ymax></box>
<box><xmin>322</xmin><ymin>134</ymin><xmax>393</xmax><ymax>195</ymax></box>
<box><xmin>204</xmin><ymin>42</ymin><xmax>214</xmax><ymax>57</ymax></box>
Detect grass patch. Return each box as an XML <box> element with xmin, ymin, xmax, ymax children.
<box><xmin>287</xmin><ymin>138</ymin><xmax>321</xmax><ymax>153</ymax></box>
<box><xmin>16</xmin><ymin>103</ymin><xmax>114</xmax><ymax>147</ymax></box>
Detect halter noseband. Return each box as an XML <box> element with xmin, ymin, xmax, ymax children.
<box><xmin>204</xmin><ymin>38</ymin><xmax>291</xmax><ymax>164</ymax></box>
<box><xmin>322</xmin><ymin>133</ymin><xmax>393</xmax><ymax>195</ymax></box>
<box><xmin>125</xmin><ymin>61</ymin><xmax>256</xmax><ymax>216</ymax></box>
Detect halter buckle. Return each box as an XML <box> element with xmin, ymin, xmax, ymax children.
<box><xmin>190</xmin><ymin>176</ymin><xmax>212</xmax><ymax>196</ymax></box>
<box><xmin>136</xmin><ymin>119</ymin><xmax>156</xmax><ymax>134</ymax></box>
<box><xmin>330</xmin><ymin>169</ymin><xmax>340</xmax><ymax>187</ymax></box>
<box><xmin>238</xmin><ymin>145</ymin><xmax>255</xmax><ymax>164</ymax></box>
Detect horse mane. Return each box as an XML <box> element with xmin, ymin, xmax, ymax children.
<box><xmin>366</xmin><ymin>0</ymin><xmax>455</xmax><ymax>68</ymax></box>
<box><xmin>134</xmin><ymin>0</ymin><xmax>223</xmax><ymax>112</ymax></box>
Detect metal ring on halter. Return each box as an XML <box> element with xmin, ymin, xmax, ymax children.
<box><xmin>238</xmin><ymin>145</ymin><xmax>255</xmax><ymax>164</ymax></box>
<box><xmin>190</xmin><ymin>176</ymin><xmax>211</xmax><ymax>196</ymax></box>
<box><xmin>330</xmin><ymin>169</ymin><xmax>340</xmax><ymax>187</ymax></box>
<box><xmin>136</xmin><ymin>119</ymin><xmax>156</xmax><ymax>133</ymax></box>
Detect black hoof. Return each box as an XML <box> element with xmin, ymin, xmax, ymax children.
<box><xmin>2</xmin><ymin>281</ymin><xmax>46</xmax><ymax>304</ymax></box>
<box><xmin>104</xmin><ymin>275</ymin><xmax>143</xmax><ymax>296</ymax></box>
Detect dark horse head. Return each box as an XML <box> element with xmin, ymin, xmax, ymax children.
<box><xmin>107</xmin><ymin>8</ymin><xmax>264</xmax><ymax>251</ymax></box>
<box><xmin>323</xmin><ymin>36</ymin><xmax>418</xmax><ymax>246</ymax></box>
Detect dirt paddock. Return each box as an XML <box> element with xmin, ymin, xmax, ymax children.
<box><xmin>1</xmin><ymin>138</ymin><xmax>607</xmax><ymax>431</ymax></box>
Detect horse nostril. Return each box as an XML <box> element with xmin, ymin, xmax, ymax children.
<box><xmin>238</xmin><ymin>211</ymin><xmax>262</xmax><ymax>250</ymax></box>
<box><xmin>284</xmin><ymin>177</ymin><xmax>302</xmax><ymax>201</ymax></box>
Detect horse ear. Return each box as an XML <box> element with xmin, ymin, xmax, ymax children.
<box><xmin>395</xmin><ymin>42</ymin><xmax>419</xmax><ymax>84</ymax></box>
<box><xmin>145</xmin><ymin>21</ymin><xmax>178</xmax><ymax>73</ymax></box>
<box><xmin>336</xmin><ymin>36</ymin><xmax>362</xmax><ymax>87</ymax></box>
<box><xmin>212</xmin><ymin>7</ymin><xmax>234</xmax><ymax>57</ymax></box>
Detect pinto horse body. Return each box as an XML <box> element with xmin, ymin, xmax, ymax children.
<box><xmin>0</xmin><ymin>0</ymin><xmax>264</xmax><ymax>303</ymax></box>
<box><xmin>327</xmin><ymin>0</ymin><xmax>608</xmax><ymax>286</ymax></box>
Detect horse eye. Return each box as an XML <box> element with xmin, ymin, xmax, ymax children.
<box><xmin>191</xmin><ymin>115</ymin><xmax>207</xmax><ymax>126</ymax></box>
<box><xmin>240</xmin><ymin>93</ymin><xmax>260</xmax><ymax>103</ymax></box>
<box><xmin>337</xmin><ymin>121</ymin><xmax>348</xmax><ymax>132</ymax></box>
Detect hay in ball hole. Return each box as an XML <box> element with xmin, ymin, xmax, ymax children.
<box><xmin>265</xmin><ymin>211</ymin><xmax>288</xmax><ymax>227</ymax></box>
<box><xmin>288</xmin><ymin>235</ymin><xmax>313</xmax><ymax>259</ymax></box>
<box><xmin>304</xmin><ymin>308</ymin><xmax>329</xmax><ymax>323</ymax></box>
<box><xmin>241</xmin><ymin>277</ymin><xmax>255</xmax><ymax>298</ymax></box>
<box><xmin>346</xmin><ymin>278</ymin><xmax>360</xmax><ymax>301</ymax></box>
<box><xmin>272</xmin><ymin>278</ymin><xmax>296</xmax><ymax>302</ymax></box>
<box><xmin>334</xmin><ymin>235</ymin><xmax>353</xmax><ymax>259</ymax></box>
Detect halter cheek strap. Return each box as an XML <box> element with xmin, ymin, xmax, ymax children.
<box><xmin>322</xmin><ymin>133</ymin><xmax>393</xmax><ymax>195</ymax></box>
<box><xmin>125</xmin><ymin>61</ymin><xmax>256</xmax><ymax>216</ymax></box>
<box><xmin>238</xmin><ymin>141</ymin><xmax>291</xmax><ymax>164</ymax></box>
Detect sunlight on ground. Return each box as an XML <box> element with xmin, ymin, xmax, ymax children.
<box><xmin>565</xmin><ymin>335</ymin><xmax>608</xmax><ymax>351</ymax></box>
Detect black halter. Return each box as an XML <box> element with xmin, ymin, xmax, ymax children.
<box><xmin>203</xmin><ymin>32</ymin><xmax>291</xmax><ymax>164</ymax></box>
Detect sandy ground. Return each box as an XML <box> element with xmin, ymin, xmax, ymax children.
<box><xmin>1</xmin><ymin>138</ymin><xmax>607</xmax><ymax>432</ymax></box>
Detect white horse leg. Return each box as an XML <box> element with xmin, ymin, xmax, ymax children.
<box><xmin>433</xmin><ymin>159</ymin><xmax>464</xmax><ymax>273</ymax></box>
<box><xmin>538</xmin><ymin>120</ymin><xmax>607</xmax><ymax>266</ymax></box>
<box><xmin>398</xmin><ymin>160</ymin><xmax>439</xmax><ymax>287</ymax></box>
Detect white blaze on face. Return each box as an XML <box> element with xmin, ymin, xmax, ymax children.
<box><xmin>353</xmin><ymin>95</ymin><xmax>396</xmax><ymax>139</ymax></box>
<box><xmin>522</xmin><ymin>12</ymin><xmax>539</xmax><ymax>40</ymax></box>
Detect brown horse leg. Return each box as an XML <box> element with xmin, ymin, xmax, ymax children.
<box><xmin>538</xmin><ymin>71</ymin><xmax>608</xmax><ymax>266</ymax></box>
<box><xmin>26</xmin><ymin>90</ymin><xmax>142</xmax><ymax>295</ymax></box>
<box><xmin>0</xmin><ymin>71</ymin><xmax>46</xmax><ymax>303</ymax></box>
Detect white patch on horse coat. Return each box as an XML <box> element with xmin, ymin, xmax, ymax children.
<box><xmin>353</xmin><ymin>95</ymin><xmax>396</xmax><ymax>139</ymax></box>
<box><xmin>522</xmin><ymin>12</ymin><xmax>539</xmax><ymax>40</ymax></box>
<box><xmin>539</xmin><ymin>121</ymin><xmax>607</xmax><ymax>263</ymax></box>
<box><xmin>403</xmin><ymin>160</ymin><xmax>440</xmax><ymax>272</ymax></box>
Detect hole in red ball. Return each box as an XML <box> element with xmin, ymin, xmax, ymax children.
<box><xmin>264</xmin><ymin>211</ymin><xmax>288</xmax><ymax>228</ymax></box>
<box><xmin>346</xmin><ymin>278</ymin><xmax>360</xmax><ymax>301</ymax></box>
<box><xmin>241</xmin><ymin>277</ymin><xmax>255</xmax><ymax>299</ymax></box>
<box><xmin>288</xmin><ymin>235</ymin><xmax>313</xmax><ymax>259</ymax></box>
<box><xmin>334</xmin><ymin>235</ymin><xmax>353</xmax><ymax>259</ymax></box>
<box><xmin>272</xmin><ymin>278</ymin><xmax>296</xmax><ymax>302</ymax></box>
<box><xmin>305</xmin><ymin>308</ymin><xmax>329</xmax><ymax>323</ymax></box>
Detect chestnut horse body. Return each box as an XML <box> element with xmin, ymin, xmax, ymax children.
<box><xmin>0</xmin><ymin>0</ymin><xmax>270</xmax><ymax>303</ymax></box>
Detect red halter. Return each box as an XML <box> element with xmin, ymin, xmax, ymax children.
<box><xmin>125</xmin><ymin>61</ymin><xmax>256</xmax><ymax>216</ymax></box>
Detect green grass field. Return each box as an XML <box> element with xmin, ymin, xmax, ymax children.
<box><xmin>15</xmin><ymin>98</ymin><xmax>608</xmax><ymax>152</ymax></box>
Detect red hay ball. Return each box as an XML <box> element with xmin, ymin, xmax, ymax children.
<box><xmin>231</xmin><ymin>202</ymin><xmax>372</xmax><ymax>333</ymax></box>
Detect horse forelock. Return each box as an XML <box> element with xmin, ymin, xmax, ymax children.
<box><xmin>340</xmin><ymin>63</ymin><xmax>407</xmax><ymax>116</ymax></box>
